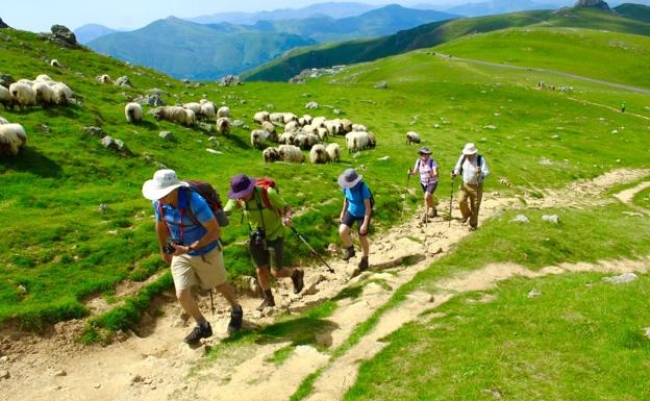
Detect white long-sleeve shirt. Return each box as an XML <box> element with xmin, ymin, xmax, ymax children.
<box><xmin>453</xmin><ymin>154</ymin><xmax>489</xmax><ymax>185</ymax></box>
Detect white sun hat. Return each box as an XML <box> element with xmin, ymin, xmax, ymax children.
<box><xmin>462</xmin><ymin>143</ymin><xmax>478</xmax><ymax>155</ymax></box>
<box><xmin>142</xmin><ymin>169</ymin><xmax>188</xmax><ymax>200</ymax></box>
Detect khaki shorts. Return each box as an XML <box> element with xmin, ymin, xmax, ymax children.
<box><xmin>170</xmin><ymin>247</ymin><xmax>227</xmax><ymax>291</ymax></box>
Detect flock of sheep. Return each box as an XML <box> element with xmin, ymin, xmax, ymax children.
<box><xmin>0</xmin><ymin>74</ymin><xmax>76</xmax><ymax>156</ymax></box>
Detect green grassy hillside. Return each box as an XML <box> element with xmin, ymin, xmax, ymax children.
<box><xmin>1</xmin><ymin>20</ymin><xmax>649</xmax><ymax>340</ymax></box>
<box><xmin>244</xmin><ymin>6</ymin><xmax>650</xmax><ymax>82</ymax></box>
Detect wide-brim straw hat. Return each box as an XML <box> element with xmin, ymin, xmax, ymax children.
<box><xmin>142</xmin><ymin>169</ymin><xmax>188</xmax><ymax>200</ymax></box>
<box><xmin>462</xmin><ymin>143</ymin><xmax>478</xmax><ymax>155</ymax></box>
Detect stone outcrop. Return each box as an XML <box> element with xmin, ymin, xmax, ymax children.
<box><xmin>574</xmin><ymin>0</ymin><xmax>611</xmax><ymax>11</ymax></box>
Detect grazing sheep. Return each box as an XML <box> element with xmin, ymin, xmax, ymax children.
<box><xmin>199</xmin><ymin>99</ymin><xmax>216</xmax><ymax>121</ymax></box>
<box><xmin>216</xmin><ymin>105</ymin><xmax>230</xmax><ymax>119</ymax></box>
<box><xmin>32</xmin><ymin>81</ymin><xmax>54</xmax><ymax>107</ymax></box>
<box><xmin>253</xmin><ymin>111</ymin><xmax>270</xmax><ymax>124</ymax></box>
<box><xmin>278</xmin><ymin>144</ymin><xmax>305</xmax><ymax>163</ymax></box>
<box><xmin>34</xmin><ymin>74</ymin><xmax>53</xmax><ymax>83</ymax></box>
<box><xmin>51</xmin><ymin>82</ymin><xmax>74</xmax><ymax>105</ymax></box>
<box><xmin>345</xmin><ymin>131</ymin><xmax>372</xmax><ymax>153</ymax></box>
<box><xmin>325</xmin><ymin>143</ymin><xmax>341</xmax><ymax>162</ymax></box>
<box><xmin>309</xmin><ymin>144</ymin><xmax>329</xmax><ymax>164</ymax></box>
<box><xmin>351</xmin><ymin>123</ymin><xmax>367</xmax><ymax>132</ymax></box>
<box><xmin>0</xmin><ymin>86</ymin><xmax>14</xmax><ymax>110</ymax></box>
<box><xmin>183</xmin><ymin>102</ymin><xmax>201</xmax><ymax>115</ymax></box>
<box><xmin>324</xmin><ymin>119</ymin><xmax>342</xmax><ymax>137</ymax></box>
<box><xmin>278</xmin><ymin>132</ymin><xmax>295</xmax><ymax>145</ymax></box>
<box><xmin>299</xmin><ymin>114</ymin><xmax>313</xmax><ymax>126</ymax></box>
<box><xmin>153</xmin><ymin>105</ymin><xmax>196</xmax><ymax>126</ymax></box>
<box><xmin>311</xmin><ymin>116</ymin><xmax>326</xmax><ymax>128</ymax></box>
<box><xmin>295</xmin><ymin>132</ymin><xmax>320</xmax><ymax>150</ymax></box>
<box><xmin>96</xmin><ymin>74</ymin><xmax>113</xmax><ymax>84</ymax></box>
<box><xmin>283</xmin><ymin>112</ymin><xmax>298</xmax><ymax>124</ymax></box>
<box><xmin>261</xmin><ymin>121</ymin><xmax>276</xmax><ymax>139</ymax></box>
<box><xmin>405</xmin><ymin>131</ymin><xmax>421</xmax><ymax>144</ymax></box>
<box><xmin>9</xmin><ymin>82</ymin><xmax>36</xmax><ymax>109</ymax></box>
<box><xmin>340</xmin><ymin>118</ymin><xmax>353</xmax><ymax>133</ymax></box>
<box><xmin>125</xmin><ymin>102</ymin><xmax>144</xmax><ymax>124</ymax></box>
<box><xmin>284</xmin><ymin>120</ymin><xmax>299</xmax><ymax>133</ymax></box>
<box><xmin>216</xmin><ymin>117</ymin><xmax>230</xmax><ymax>135</ymax></box>
<box><xmin>50</xmin><ymin>59</ymin><xmax>63</xmax><ymax>68</ymax></box>
<box><xmin>251</xmin><ymin>129</ymin><xmax>271</xmax><ymax>148</ymax></box>
<box><xmin>316</xmin><ymin>127</ymin><xmax>329</xmax><ymax>142</ymax></box>
<box><xmin>269</xmin><ymin>112</ymin><xmax>285</xmax><ymax>124</ymax></box>
<box><xmin>0</xmin><ymin>123</ymin><xmax>27</xmax><ymax>156</ymax></box>
<box><xmin>262</xmin><ymin>147</ymin><xmax>280</xmax><ymax>163</ymax></box>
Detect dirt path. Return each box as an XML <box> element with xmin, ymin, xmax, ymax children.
<box><xmin>1</xmin><ymin>169</ymin><xmax>648</xmax><ymax>401</ymax></box>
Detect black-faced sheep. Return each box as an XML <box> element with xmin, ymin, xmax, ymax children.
<box><xmin>325</xmin><ymin>143</ymin><xmax>341</xmax><ymax>163</ymax></box>
<box><xmin>216</xmin><ymin>117</ymin><xmax>230</xmax><ymax>135</ymax></box>
<box><xmin>32</xmin><ymin>82</ymin><xmax>54</xmax><ymax>107</ymax></box>
<box><xmin>125</xmin><ymin>102</ymin><xmax>144</xmax><ymax>124</ymax></box>
<box><xmin>0</xmin><ymin>86</ymin><xmax>14</xmax><ymax>110</ymax></box>
<box><xmin>9</xmin><ymin>82</ymin><xmax>36</xmax><ymax>110</ymax></box>
<box><xmin>262</xmin><ymin>147</ymin><xmax>280</xmax><ymax>163</ymax></box>
<box><xmin>278</xmin><ymin>132</ymin><xmax>295</xmax><ymax>145</ymax></box>
<box><xmin>51</xmin><ymin>82</ymin><xmax>74</xmax><ymax>105</ymax></box>
<box><xmin>251</xmin><ymin>129</ymin><xmax>271</xmax><ymax>149</ymax></box>
<box><xmin>405</xmin><ymin>131</ymin><xmax>421</xmax><ymax>144</ymax></box>
<box><xmin>0</xmin><ymin>123</ymin><xmax>27</xmax><ymax>156</ymax></box>
<box><xmin>96</xmin><ymin>74</ymin><xmax>113</xmax><ymax>84</ymax></box>
<box><xmin>50</xmin><ymin>59</ymin><xmax>63</xmax><ymax>68</ymax></box>
<box><xmin>295</xmin><ymin>132</ymin><xmax>320</xmax><ymax>150</ymax></box>
<box><xmin>253</xmin><ymin>111</ymin><xmax>270</xmax><ymax>124</ymax></box>
<box><xmin>309</xmin><ymin>144</ymin><xmax>329</xmax><ymax>164</ymax></box>
<box><xmin>278</xmin><ymin>144</ymin><xmax>305</xmax><ymax>163</ymax></box>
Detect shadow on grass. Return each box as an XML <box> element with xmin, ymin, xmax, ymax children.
<box><xmin>0</xmin><ymin>147</ymin><xmax>62</xmax><ymax>177</ymax></box>
<box><xmin>226</xmin><ymin>316</ymin><xmax>339</xmax><ymax>349</ymax></box>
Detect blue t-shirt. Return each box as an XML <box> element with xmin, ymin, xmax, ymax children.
<box><xmin>343</xmin><ymin>182</ymin><xmax>371</xmax><ymax>218</ymax></box>
<box><xmin>153</xmin><ymin>189</ymin><xmax>218</xmax><ymax>255</ymax></box>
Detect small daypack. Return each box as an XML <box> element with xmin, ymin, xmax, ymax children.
<box><xmin>183</xmin><ymin>180</ymin><xmax>229</xmax><ymax>227</ymax></box>
<box><xmin>254</xmin><ymin>177</ymin><xmax>280</xmax><ymax>212</ymax></box>
<box><xmin>416</xmin><ymin>157</ymin><xmax>434</xmax><ymax>171</ymax></box>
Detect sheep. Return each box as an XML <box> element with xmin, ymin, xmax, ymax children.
<box><xmin>324</xmin><ymin>119</ymin><xmax>342</xmax><ymax>137</ymax></box>
<box><xmin>0</xmin><ymin>86</ymin><xmax>14</xmax><ymax>110</ymax></box>
<box><xmin>309</xmin><ymin>144</ymin><xmax>329</xmax><ymax>164</ymax></box>
<box><xmin>278</xmin><ymin>144</ymin><xmax>305</xmax><ymax>163</ymax></box>
<box><xmin>316</xmin><ymin>127</ymin><xmax>329</xmax><ymax>142</ymax></box>
<box><xmin>9</xmin><ymin>82</ymin><xmax>36</xmax><ymax>109</ymax></box>
<box><xmin>0</xmin><ymin>123</ymin><xmax>27</xmax><ymax>156</ymax></box>
<box><xmin>34</xmin><ymin>74</ymin><xmax>53</xmax><ymax>83</ymax></box>
<box><xmin>96</xmin><ymin>74</ymin><xmax>113</xmax><ymax>84</ymax></box>
<box><xmin>152</xmin><ymin>105</ymin><xmax>196</xmax><ymax>126</ymax></box>
<box><xmin>125</xmin><ymin>102</ymin><xmax>144</xmax><ymax>124</ymax></box>
<box><xmin>405</xmin><ymin>131</ymin><xmax>421</xmax><ymax>144</ymax></box>
<box><xmin>32</xmin><ymin>81</ymin><xmax>54</xmax><ymax>107</ymax></box>
<box><xmin>183</xmin><ymin>102</ymin><xmax>201</xmax><ymax>116</ymax></box>
<box><xmin>351</xmin><ymin>123</ymin><xmax>367</xmax><ymax>132</ymax></box>
<box><xmin>262</xmin><ymin>147</ymin><xmax>280</xmax><ymax>163</ymax></box>
<box><xmin>345</xmin><ymin>131</ymin><xmax>372</xmax><ymax>153</ymax></box>
<box><xmin>269</xmin><ymin>112</ymin><xmax>285</xmax><ymax>124</ymax></box>
<box><xmin>278</xmin><ymin>132</ymin><xmax>295</xmax><ymax>145</ymax></box>
<box><xmin>340</xmin><ymin>118</ymin><xmax>353</xmax><ymax>133</ymax></box>
<box><xmin>283</xmin><ymin>112</ymin><xmax>298</xmax><ymax>124</ymax></box>
<box><xmin>51</xmin><ymin>82</ymin><xmax>74</xmax><ymax>105</ymax></box>
<box><xmin>253</xmin><ymin>111</ymin><xmax>270</xmax><ymax>124</ymax></box>
<box><xmin>250</xmin><ymin>129</ymin><xmax>271</xmax><ymax>148</ymax></box>
<box><xmin>216</xmin><ymin>117</ymin><xmax>230</xmax><ymax>135</ymax></box>
<box><xmin>299</xmin><ymin>114</ymin><xmax>313</xmax><ymax>126</ymax></box>
<box><xmin>216</xmin><ymin>105</ymin><xmax>230</xmax><ymax>119</ymax></box>
<box><xmin>325</xmin><ymin>143</ymin><xmax>341</xmax><ymax>163</ymax></box>
<box><xmin>284</xmin><ymin>120</ymin><xmax>299</xmax><ymax>133</ymax></box>
<box><xmin>295</xmin><ymin>132</ymin><xmax>320</xmax><ymax>150</ymax></box>
<box><xmin>311</xmin><ymin>116</ymin><xmax>326</xmax><ymax>128</ymax></box>
<box><xmin>261</xmin><ymin>121</ymin><xmax>276</xmax><ymax>139</ymax></box>
<box><xmin>199</xmin><ymin>99</ymin><xmax>216</xmax><ymax>121</ymax></box>
<box><xmin>50</xmin><ymin>59</ymin><xmax>63</xmax><ymax>68</ymax></box>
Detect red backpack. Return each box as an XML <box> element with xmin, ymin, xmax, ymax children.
<box><xmin>254</xmin><ymin>177</ymin><xmax>280</xmax><ymax>214</ymax></box>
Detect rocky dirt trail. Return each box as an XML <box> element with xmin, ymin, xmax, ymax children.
<box><xmin>1</xmin><ymin>169</ymin><xmax>648</xmax><ymax>401</ymax></box>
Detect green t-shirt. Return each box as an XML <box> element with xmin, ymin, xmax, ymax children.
<box><xmin>224</xmin><ymin>187</ymin><xmax>287</xmax><ymax>240</ymax></box>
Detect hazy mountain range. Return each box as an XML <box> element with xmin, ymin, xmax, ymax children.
<box><xmin>76</xmin><ymin>0</ymin><xmax>650</xmax><ymax>81</ymax></box>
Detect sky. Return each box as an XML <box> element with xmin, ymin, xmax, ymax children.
<box><xmin>1</xmin><ymin>1</ymin><xmax>469</xmax><ymax>33</ymax></box>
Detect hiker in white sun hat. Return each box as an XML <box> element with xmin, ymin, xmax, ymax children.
<box><xmin>451</xmin><ymin>143</ymin><xmax>489</xmax><ymax>231</ymax></box>
<box><xmin>142</xmin><ymin>169</ymin><xmax>243</xmax><ymax>344</ymax></box>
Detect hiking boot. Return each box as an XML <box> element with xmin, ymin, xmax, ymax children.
<box><xmin>342</xmin><ymin>246</ymin><xmax>355</xmax><ymax>261</ymax></box>
<box><xmin>460</xmin><ymin>216</ymin><xmax>469</xmax><ymax>224</ymax></box>
<box><xmin>256</xmin><ymin>295</ymin><xmax>275</xmax><ymax>311</ymax></box>
<box><xmin>428</xmin><ymin>208</ymin><xmax>437</xmax><ymax>218</ymax></box>
<box><xmin>469</xmin><ymin>225</ymin><xmax>477</xmax><ymax>232</ymax></box>
<box><xmin>291</xmin><ymin>269</ymin><xmax>305</xmax><ymax>294</ymax></box>
<box><xmin>184</xmin><ymin>321</ymin><xmax>212</xmax><ymax>344</ymax></box>
<box><xmin>358</xmin><ymin>256</ymin><xmax>369</xmax><ymax>271</ymax></box>
<box><xmin>421</xmin><ymin>214</ymin><xmax>429</xmax><ymax>223</ymax></box>
<box><xmin>227</xmin><ymin>305</ymin><xmax>243</xmax><ymax>335</ymax></box>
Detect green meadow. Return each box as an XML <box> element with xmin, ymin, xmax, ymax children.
<box><xmin>1</xmin><ymin>10</ymin><xmax>650</xmax><ymax>399</ymax></box>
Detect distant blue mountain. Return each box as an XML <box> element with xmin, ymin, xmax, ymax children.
<box><xmin>75</xmin><ymin>24</ymin><xmax>119</xmax><ymax>44</ymax></box>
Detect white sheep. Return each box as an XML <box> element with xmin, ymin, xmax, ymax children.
<box><xmin>298</xmin><ymin>114</ymin><xmax>312</xmax><ymax>126</ymax></box>
<box><xmin>309</xmin><ymin>144</ymin><xmax>329</xmax><ymax>164</ymax></box>
<box><xmin>284</xmin><ymin>120</ymin><xmax>299</xmax><ymax>133</ymax></box>
<box><xmin>405</xmin><ymin>131</ymin><xmax>421</xmax><ymax>144</ymax></box>
<box><xmin>262</xmin><ymin>147</ymin><xmax>280</xmax><ymax>163</ymax></box>
<box><xmin>51</xmin><ymin>82</ymin><xmax>74</xmax><ymax>105</ymax></box>
<box><xmin>216</xmin><ymin>105</ymin><xmax>230</xmax><ymax>119</ymax></box>
<box><xmin>345</xmin><ymin>131</ymin><xmax>372</xmax><ymax>153</ymax></box>
<box><xmin>32</xmin><ymin>81</ymin><xmax>54</xmax><ymax>107</ymax></box>
<box><xmin>253</xmin><ymin>111</ymin><xmax>270</xmax><ymax>124</ymax></box>
<box><xmin>340</xmin><ymin>118</ymin><xmax>353</xmax><ymax>133</ymax></box>
<box><xmin>261</xmin><ymin>121</ymin><xmax>277</xmax><ymax>140</ymax></box>
<box><xmin>50</xmin><ymin>59</ymin><xmax>63</xmax><ymax>68</ymax></box>
<box><xmin>278</xmin><ymin>144</ymin><xmax>305</xmax><ymax>163</ymax></box>
<box><xmin>9</xmin><ymin>82</ymin><xmax>36</xmax><ymax>109</ymax></box>
<box><xmin>96</xmin><ymin>74</ymin><xmax>113</xmax><ymax>84</ymax></box>
<box><xmin>183</xmin><ymin>102</ymin><xmax>201</xmax><ymax>115</ymax></box>
<box><xmin>295</xmin><ymin>132</ymin><xmax>320</xmax><ymax>150</ymax></box>
<box><xmin>153</xmin><ymin>106</ymin><xmax>196</xmax><ymax>126</ymax></box>
<box><xmin>125</xmin><ymin>102</ymin><xmax>144</xmax><ymax>124</ymax></box>
<box><xmin>351</xmin><ymin>123</ymin><xmax>367</xmax><ymax>132</ymax></box>
<box><xmin>0</xmin><ymin>86</ymin><xmax>14</xmax><ymax>110</ymax></box>
<box><xmin>0</xmin><ymin>123</ymin><xmax>27</xmax><ymax>156</ymax></box>
<box><xmin>278</xmin><ymin>132</ymin><xmax>295</xmax><ymax>145</ymax></box>
<box><xmin>34</xmin><ymin>74</ymin><xmax>53</xmax><ymax>83</ymax></box>
<box><xmin>199</xmin><ymin>100</ymin><xmax>216</xmax><ymax>121</ymax></box>
<box><xmin>311</xmin><ymin>116</ymin><xmax>326</xmax><ymax>128</ymax></box>
<box><xmin>250</xmin><ymin>129</ymin><xmax>271</xmax><ymax>149</ymax></box>
<box><xmin>269</xmin><ymin>112</ymin><xmax>285</xmax><ymax>124</ymax></box>
<box><xmin>325</xmin><ymin>143</ymin><xmax>341</xmax><ymax>163</ymax></box>
<box><xmin>216</xmin><ymin>117</ymin><xmax>230</xmax><ymax>135</ymax></box>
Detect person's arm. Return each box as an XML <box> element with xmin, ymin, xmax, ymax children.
<box><xmin>282</xmin><ymin>205</ymin><xmax>294</xmax><ymax>226</ymax></box>
<box><xmin>339</xmin><ymin>193</ymin><xmax>348</xmax><ymax>222</ymax></box>
<box><xmin>183</xmin><ymin>217</ymin><xmax>221</xmax><ymax>253</ymax></box>
<box><xmin>360</xmin><ymin>198</ymin><xmax>371</xmax><ymax>235</ymax></box>
<box><xmin>451</xmin><ymin>155</ymin><xmax>463</xmax><ymax>178</ymax></box>
<box><xmin>155</xmin><ymin>218</ymin><xmax>172</xmax><ymax>263</ymax></box>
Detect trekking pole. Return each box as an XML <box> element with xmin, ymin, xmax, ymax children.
<box><xmin>289</xmin><ymin>226</ymin><xmax>334</xmax><ymax>273</ymax></box>
<box><xmin>209</xmin><ymin>289</ymin><xmax>215</xmax><ymax>315</ymax></box>
<box><xmin>400</xmin><ymin>171</ymin><xmax>410</xmax><ymax>221</ymax></box>
<box><xmin>448</xmin><ymin>177</ymin><xmax>455</xmax><ymax>228</ymax></box>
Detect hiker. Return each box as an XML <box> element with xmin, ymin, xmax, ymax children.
<box><xmin>338</xmin><ymin>168</ymin><xmax>373</xmax><ymax>271</ymax></box>
<box><xmin>407</xmin><ymin>146</ymin><xmax>439</xmax><ymax>222</ymax></box>
<box><xmin>621</xmin><ymin>101</ymin><xmax>626</xmax><ymax>113</ymax></box>
<box><xmin>223</xmin><ymin>174</ymin><xmax>304</xmax><ymax>310</ymax></box>
<box><xmin>142</xmin><ymin>169</ymin><xmax>243</xmax><ymax>344</ymax></box>
<box><xmin>450</xmin><ymin>143</ymin><xmax>489</xmax><ymax>231</ymax></box>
